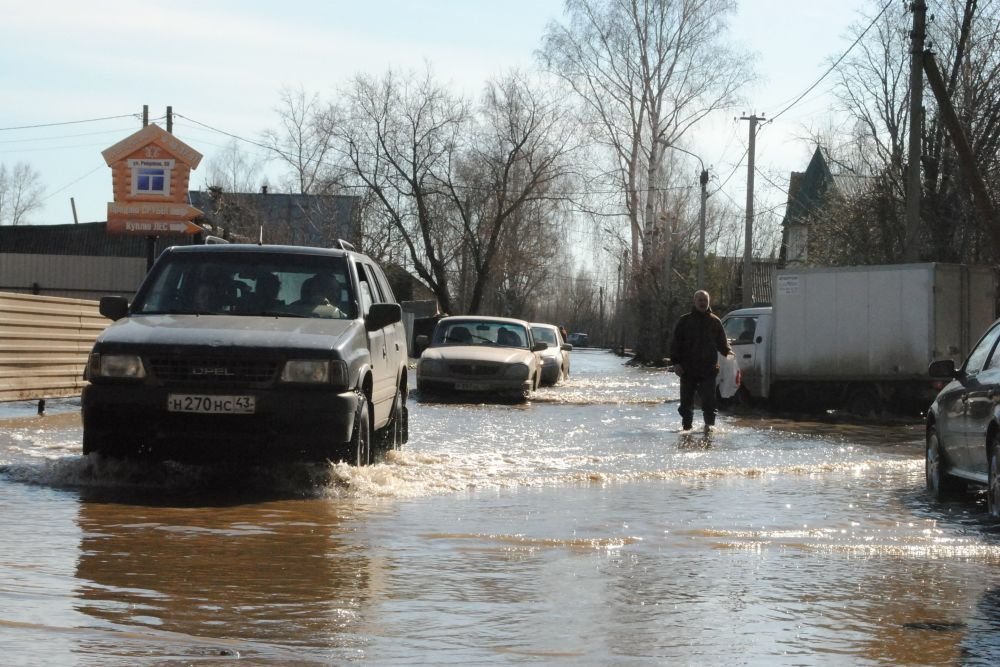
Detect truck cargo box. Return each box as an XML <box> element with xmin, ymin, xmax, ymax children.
<box><xmin>772</xmin><ymin>263</ymin><xmax>995</xmax><ymax>381</ymax></box>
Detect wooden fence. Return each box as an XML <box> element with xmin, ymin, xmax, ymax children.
<box><xmin>0</xmin><ymin>292</ymin><xmax>106</xmax><ymax>402</ymax></box>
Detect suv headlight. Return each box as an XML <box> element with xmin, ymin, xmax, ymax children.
<box><xmin>504</xmin><ymin>363</ymin><xmax>529</xmax><ymax>380</ymax></box>
<box><xmin>88</xmin><ymin>353</ymin><xmax>146</xmax><ymax>379</ymax></box>
<box><xmin>280</xmin><ymin>359</ymin><xmax>349</xmax><ymax>387</ymax></box>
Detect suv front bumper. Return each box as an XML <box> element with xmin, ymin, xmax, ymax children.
<box><xmin>82</xmin><ymin>383</ymin><xmax>360</xmax><ymax>462</ymax></box>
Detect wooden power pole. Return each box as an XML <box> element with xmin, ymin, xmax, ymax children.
<box><xmin>740</xmin><ymin>113</ymin><xmax>764</xmax><ymax>307</ymax></box>
<box><xmin>904</xmin><ymin>0</ymin><xmax>927</xmax><ymax>261</ymax></box>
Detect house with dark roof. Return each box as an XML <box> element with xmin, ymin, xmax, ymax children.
<box><xmin>188</xmin><ymin>188</ymin><xmax>360</xmax><ymax>247</ymax></box>
<box><xmin>779</xmin><ymin>146</ymin><xmax>869</xmax><ymax>267</ymax></box>
<box><xmin>780</xmin><ymin>147</ymin><xmax>835</xmax><ymax>266</ymax></box>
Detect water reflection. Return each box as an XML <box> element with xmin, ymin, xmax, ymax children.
<box><xmin>72</xmin><ymin>489</ymin><xmax>375</xmax><ymax>664</ymax></box>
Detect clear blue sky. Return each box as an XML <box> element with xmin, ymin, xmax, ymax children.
<box><xmin>0</xmin><ymin>0</ymin><xmax>875</xmax><ymax>227</ymax></box>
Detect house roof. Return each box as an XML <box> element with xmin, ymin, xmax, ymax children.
<box><xmin>782</xmin><ymin>146</ymin><xmax>832</xmax><ymax>227</ymax></box>
<box><xmin>101</xmin><ymin>123</ymin><xmax>203</xmax><ymax>168</ymax></box>
<box><xmin>188</xmin><ymin>190</ymin><xmax>359</xmax><ymax>247</ymax></box>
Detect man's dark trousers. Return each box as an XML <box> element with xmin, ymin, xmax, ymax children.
<box><xmin>679</xmin><ymin>374</ymin><xmax>717</xmax><ymax>429</ymax></box>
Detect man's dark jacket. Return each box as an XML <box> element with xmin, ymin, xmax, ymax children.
<box><xmin>670</xmin><ymin>308</ymin><xmax>731</xmax><ymax>380</ymax></box>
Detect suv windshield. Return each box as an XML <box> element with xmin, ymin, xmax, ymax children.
<box><xmin>133</xmin><ymin>253</ymin><xmax>354</xmax><ymax>318</ymax></box>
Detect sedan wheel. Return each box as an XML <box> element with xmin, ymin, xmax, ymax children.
<box><xmin>926</xmin><ymin>426</ymin><xmax>963</xmax><ymax>500</ymax></box>
<box><xmin>989</xmin><ymin>436</ymin><xmax>1000</xmax><ymax>519</ymax></box>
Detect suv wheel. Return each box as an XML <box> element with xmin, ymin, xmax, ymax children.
<box><xmin>350</xmin><ymin>399</ymin><xmax>371</xmax><ymax>466</ymax></box>
<box><xmin>375</xmin><ymin>388</ymin><xmax>405</xmax><ymax>459</ymax></box>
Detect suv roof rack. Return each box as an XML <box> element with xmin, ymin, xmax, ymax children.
<box><xmin>333</xmin><ymin>239</ymin><xmax>356</xmax><ymax>252</ymax></box>
<box><xmin>203</xmin><ymin>235</ymin><xmax>229</xmax><ymax>244</ymax></box>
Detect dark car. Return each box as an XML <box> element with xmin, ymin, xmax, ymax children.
<box><xmin>82</xmin><ymin>242</ymin><xmax>408</xmax><ymax>465</ymax></box>
<box><xmin>926</xmin><ymin>317</ymin><xmax>1000</xmax><ymax>515</ymax></box>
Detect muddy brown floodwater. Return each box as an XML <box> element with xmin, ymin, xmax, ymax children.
<box><xmin>2</xmin><ymin>349</ymin><xmax>1000</xmax><ymax>665</ymax></box>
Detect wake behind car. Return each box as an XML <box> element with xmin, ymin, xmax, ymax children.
<box><xmin>82</xmin><ymin>242</ymin><xmax>409</xmax><ymax>464</ymax></box>
<box><xmin>530</xmin><ymin>322</ymin><xmax>572</xmax><ymax>385</ymax></box>
<box><xmin>416</xmin><ymin>315</ymin><xmax>546</xmax><ymax>401</ymax></box>
<box><xmin>926</xmin><ymin>316</ymin><xmax>1000</xmax><ymax>516</ymax></box>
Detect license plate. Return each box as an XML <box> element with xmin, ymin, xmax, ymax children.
<box><xmin>167</xmin><ymin>394</ymin><xmax>256</xmax><ymax>414</ymax></box>
<box><xmin>455</xmin><ymin>383</ymin><xmax>490</xmax><ymax>391</ymax></box>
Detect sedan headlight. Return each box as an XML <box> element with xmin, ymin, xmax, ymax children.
<box><xmin>419</xmin><ymin>359</ymin><xmax>444</xmax><ymax>375</ymax></box>
<box><xmin>281</xmin><ymin>359</ymin><xmax>348</xmax><ymax>386</ymax></box>
<box><xmin>503</xmin><ymin>363</ymin><xmax>530</xmax><ymax>380</ymax></box>
<box><xmin>88</xmin><ymin>353</ymin><xmax>146</xmax><ymax>379</ymax></box>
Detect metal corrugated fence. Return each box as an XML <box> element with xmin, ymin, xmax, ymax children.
<box><xmin>0</xmin><ymin>291</ymin><xmax>105</xmax><ymax>402</ymax></box>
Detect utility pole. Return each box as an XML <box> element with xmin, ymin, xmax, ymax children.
<box><xmin>904</xmin><ymin>0</ymin><xmax>927</xmax><ymax>262</ymax></box>
<box><xmin>697</xmin><ymin>168</ymin><xmax>709</xmax><ymax>288</ymax></box>
<box><xmin>740</xmin><ymin>113</ymin><xmax>764</xmax><ymax>307</ymax></box>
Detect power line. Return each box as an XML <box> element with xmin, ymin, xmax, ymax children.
<box><xmin>768</xmin><ymin>0</ymin><xmax>895</xmax><ymax>123</ymax></box>
<box><xmin>0</xmin><ymin>114</ymin><xmax>140</xmax><ymax>132</ymax></box>
<box><xmin>39</xmin><ymin>163</ymin><xmax>106</xmax><ymax>203</ymax></box>
<box><xmin>176</xmin><ymin>111</ymin><xmax>703</xmax><ymax>198</ymax></box>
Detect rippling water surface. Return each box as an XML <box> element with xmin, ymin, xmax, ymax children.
<box><xmin>2</xmin><ymin>350</ymin><xmax>1000</xmax><ymax>665</ymax></box>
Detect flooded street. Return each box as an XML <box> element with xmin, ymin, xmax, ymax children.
<box><xmin>3</xmin><ymin>350</ymin><xmax>1000</xmax><ymax>665</ymax></box>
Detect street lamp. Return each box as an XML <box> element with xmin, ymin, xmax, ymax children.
<box><xmin>657</xmin><ymin>141</ymin><xmax>709</xmax><ymax>288</ymax></box>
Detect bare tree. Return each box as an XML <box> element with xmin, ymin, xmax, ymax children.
<box><xmin>829</xmin><ymin>0</ymin><xmax>1000</xmax><ymax>264</ymax></box>
<box><xmin>445</xmin><ymin>72</ymin><xmax>576</xmax><ymax>313</ymax></box>
<box><xmin>336</xmin><ymin>67</ymin><xmax>575</xmax><ymax>315</ymax></box>
<box><xmin>0</xmin><ymin>162</ymin><xmax>45</xmax><ymax>226</ymax></box>
<box><xmin>337</xmin><ymin>67</ymin><xmax>470</xmax><ymax>314</ymax></box>
<box><xmin>263</xmin><ymin>85</ymin><xmax>341</xmax><ymax>195</ymax></box>
<box><xmin>541</xmin><ymin>0</ymin><xmax>753</xmax><ymax>361</ymax></box>
<box><xmin>202</xmin><ymin>139</ymin><xmax>264</xmax><ymax>194</ymax></box>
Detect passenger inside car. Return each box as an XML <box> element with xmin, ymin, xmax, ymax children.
<box><xmin>497</xmin><ymin>327</ymin><xmax>523</xmax><ymax>347</ymax></box>
<box><xmin>290</xmin><ymin>274</ymin><xmax>343</xmax><ymax>318</ymax></box>
<box><xmin>446</xmin><ymin>326</ymin><xmax>472</xmax><ymax>343</ymax></box>
<box><xmin>736</xmin><ymin>319</ymin><xmax>756</xmax><ymax>343</ymax></box>
<box><xmin>191</xmin><ymin>282</ymin><xmax>222</xmax><ymax>313</ymax></box>
<box><xmin>254</xmin><ymin>273</ymin><xmax>284</xmax><ymax>311</ymax></box>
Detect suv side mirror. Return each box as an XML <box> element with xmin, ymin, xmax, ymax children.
<box><xmin>928</xmin><ymin>359</ymin><xmax>958</xmax><ymax>379</ymax></box>
<box><xmin>99</xmin><ymin>296</ymin><xmax>129</xmax><ymax>321</ymax></box>
<box><xmin>562</xmin><ymin>343</ymin><xmax>573</xmax><ymax>351</ymax></box>
<box><xmin>366</xmin><ymin>302</ymin><xmax>402</xmax><ymax>331</ymax></box>
<box><xmin>531</xmin><ymin>342</ymin><xmax>548</xmax><ymax>353</ymax></box>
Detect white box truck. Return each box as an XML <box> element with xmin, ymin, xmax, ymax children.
<box><xmin>720</xmin><ymin>263</ymin><xmax>997</xmax><ymax>414</ymax></box>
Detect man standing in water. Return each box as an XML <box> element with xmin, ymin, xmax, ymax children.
<box><xmin>670</xmin><ymin>290</ymin><xmax>731</xmax><ymax>432</ymax></box>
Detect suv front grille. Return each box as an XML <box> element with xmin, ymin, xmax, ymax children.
<box><xmin>149</xmin><ymin>356</ymin><xmax>280</xmax><ymax>386</ymax></box>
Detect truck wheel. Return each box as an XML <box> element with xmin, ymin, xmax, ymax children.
<box><xmin>349</xmin><ymin>399</ymin><xmax>371</xmax><ymax>466</ymax></box>
<box><xmin>989</xmin><ymin>433</ymin><xmax>1000</xmax><ymax>519</ymax></box>
<box><xmin>926</xmin><ymin>425</ymin><xmax>964</xmax><ymax>500</ymax></box>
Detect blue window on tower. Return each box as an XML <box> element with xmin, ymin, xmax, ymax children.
<box><xmin>136</xmin><ymin>168</ymin><xmax>166</xmax><ymax>194</ymax></box>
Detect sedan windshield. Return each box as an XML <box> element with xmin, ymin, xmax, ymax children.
<box><xmin>531</xmin><ymin>327</ymin><xmax>558</xmax><ymax>346</ymax></box>
<box><xmin>132</xmin><ymin>253</ymin><xmax>354</xmax><ymax>319</ymax></box>
<box><xmin>433</xmin><ymin>321</ymin><xmax>529</xmax><ymax>348</ymax></box>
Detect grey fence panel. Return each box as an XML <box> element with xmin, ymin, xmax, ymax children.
<box><xmin>0</xmin><ymin>292</ymin><xmax>106</xmax><ymax>402</ymax></box>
